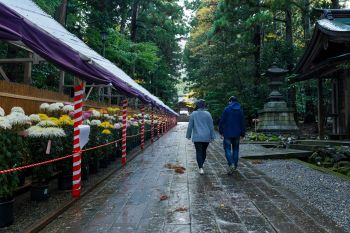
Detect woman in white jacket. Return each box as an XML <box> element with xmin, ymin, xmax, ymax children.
<box><xmin>186</xmin><ymin>99</ymin><xmax>216</xmax><ymax>175</ymax></box>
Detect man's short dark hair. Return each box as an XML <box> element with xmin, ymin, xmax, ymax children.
<box><xmin>229</xmin><ymin>96</ymin><xmax>238</xmax><ymax>102</ymax></box>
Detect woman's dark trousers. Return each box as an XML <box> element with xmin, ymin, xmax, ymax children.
<box><xmin>194</xmin><ymin>142</ymin><xmax>209</xmax><ymax>168</ymax></box>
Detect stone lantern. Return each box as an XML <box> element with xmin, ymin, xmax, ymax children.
<box><xmin>257</xmin><ymin>64</ymin><xmax>299</xmax><ymax>134</ymax></box>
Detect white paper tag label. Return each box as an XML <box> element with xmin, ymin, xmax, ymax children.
<box><xmin>46</xmin><ymin>140</ymin><xmax>52</xmax><ymax>154</ymax></box>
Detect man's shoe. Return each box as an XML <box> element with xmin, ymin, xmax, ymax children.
<box><xmin>227</xmin><ymin>166</ymin><xmax>234</xmax><ymax>175</ymax></box>
<box><xmin>199</xmin><ymin>168</ymin><xmax>204</xmax><ymax>175</ymax></box>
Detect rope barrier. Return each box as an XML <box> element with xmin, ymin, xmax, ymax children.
<box><xmin>0</xmin><ymin>130</ymin><xmax>154</xmax><ymax>175</ymax></box>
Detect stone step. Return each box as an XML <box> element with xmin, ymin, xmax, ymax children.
<box><xmin>295</xmin><ymin>140</ymin><xmax>350</xmax><ymax>147</ymax></box>
<box><xmin>288</xmin><ymin>144</ymin><xmax>320</xmax><ymax>151</ymax></box>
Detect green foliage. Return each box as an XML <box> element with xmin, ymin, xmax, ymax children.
<box><xmin>0</xmin><ymin>131</ymin><xmax>28</xmax><ymax>199</ymax></box>
<box><xmin>28</xmin><ymin>137</ymin><xmax>63</xmax><ymax>184</ymax></box>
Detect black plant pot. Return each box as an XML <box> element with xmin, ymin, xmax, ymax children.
<box><xmin>58</xmin><ymin>174</ymin><xmax>72</xmax><ymax>190</ymax></box>
<box><xmin>0</xmin><ymin>198</ymin><xmax>14</xmax><ymax>227</ymax></box>
<box><xmin>18</xmin><ymin>172</ymin><xmax>26</xmax><ymax>187</ymax></box>
<box><xmin>89</xmin><ymin>161</ymin><xmax>99</xmax><ymax>174</ymax></box>
<box><xmin>81</xmin><ymin>166</ymin><xmax>89</xmax><ymax>181</ymax></box>
<box><xmin>108</xmin><ymin>153</ymin><xmax>116</xmax><ymax>162</ymax></box>
<box><xmin>30</xmin><ymin>184</ymin><xmax>49</xmax><ymax>201</ymax></box>
<box><xmin>99</xmin><ymin>158</ymin><xmax>109</xmax><ymax>168</ymax></box>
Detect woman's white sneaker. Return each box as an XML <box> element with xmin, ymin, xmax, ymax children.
<box><xmin>199</xmin><ymin>168</ymin><xmax>204</xmax><ymax>175</ymax></box>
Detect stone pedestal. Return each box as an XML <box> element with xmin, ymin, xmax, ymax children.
<box><xmin>257</xmin><ymin>101</ymin><xmax>299</xmax><ymax>133</ymax></box>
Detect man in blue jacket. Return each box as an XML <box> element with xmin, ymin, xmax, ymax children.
<box><xmin>219</xmin><ymin>96</ymin><xmax>245</xmax><ymax>174</ymax></box>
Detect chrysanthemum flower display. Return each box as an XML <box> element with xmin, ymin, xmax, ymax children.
<box><xmin>62</xmin><ymin>105</ymin><xmax>74</xmax><ymax>113</ymax></box>
<box><xmin>99</xmin><ymin>121</ymin><xmax>114</xmax><ymax>129</ymax></box>
<box><xmin>38</xmin><ymin>113</ymin><xmax>49</xmax><ymax>121</ymax></box>
<box><xmin>39</xmin><ymin>103</ymin><xmax>50</xmax><ymax>113</ymax></box>
<box><xmin>57</xmin><ymin>115</ymin><xmax>73</xmax><ymax>126</ymax></box>
<box><xmin>27</xmin><ymin>125</ymin><xmax>66</xmax><ymax>138</ymax></box>
<box><xmin>0</xmin><ymin>117</ymin><xmax>12</xmax><ymax>130</ymax></box>
<box><xmin>11</xmin><ymin>106</ymin><xmax>25</xmax><ymax>114</ymax></box>
<box><xmin>29</xmin><ymin>114</ymin><xmax>41</xmax><ymax>123</ymax></box>
<box><xmin>107</xmin><ymin>107</ymin><xmax>119</xmax><ymax>114</ymax></box>
<box><xmin>6</xmin><ymin>111</ymin><xmax>31</xmax><ymax>131</ymax></box>
<box><xmin>0</xmin><ymin>107</ymin><xmax>5</xmax><ymax>117</ymax></box>
<box><xmin>114</xmin><ymin>123</ymin><xmax>122</xmax><ymax>129</ymax></box>
<box><xmin>91</xmin><ymin>109</ymin><xmax>101</xmax><ymax>119</ymax></box>
<box><xmin>102</xmin><ymin>129</ymin><xmax>112</xmax><ymax>135</ymax></box>
<box><xmin>37</xmin><ymin>120</ymin><xmax>57</xmax><ymax>127</ymax></box>
<box><xmin>89</xmin><ymin>120</ymin><xmax>102</xmax><ymax>126</ymax></box>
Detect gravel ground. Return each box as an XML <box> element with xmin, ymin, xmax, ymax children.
<box><xmin>253</xmin><ymin>160</ymin><xmax>350</xmax><ymax>230</ymax></box>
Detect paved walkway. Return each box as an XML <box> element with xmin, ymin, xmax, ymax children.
<box><xmin>40</xmin><ymin>123</ymin><xmax>347</xmax><ymax>233</ymax></box>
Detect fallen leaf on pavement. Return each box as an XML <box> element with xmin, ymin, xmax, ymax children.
<box><xmin>175</xmin><ymin>207</ymin><xmax>188</xmax><ymax>212</ymax></box>
<box><xmin>160</xmin><ymin>194</ymin><xmax>168</xmax><ymax>201</ymax></box>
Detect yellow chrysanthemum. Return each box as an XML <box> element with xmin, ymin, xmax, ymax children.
<box><xmin>99</xmin><ymin>121</ymin><xmax>114</xmax><ymax>129</ymax></box>
<box><xmin>99</xmin><ymin>109</ymin><xmax>108</xmax><ymax>114</ymax></box>
<box><xmin>48</xmin><ymin>117</ymin><xmax>59</xmax><ymax>125</ymax></box>
<box><xmin>38</xmin><ymin>113</ymin><xmax>49</xmax><ymax>120</ymax></box>
<box><xmin>107</xmin><ymin>107</ymin><xmax>120</xmax><ymax>114</ymax></box>
<box><xmin>88</xmin><ymin>108</ymin><xmax>95</xmax><ymax>111</ymax></box>
<box><xmin>58</xmin><ymin>115</ymin><xmax>73</xmax><ymax>126</ymax></box>
<box><xmin>102</xmin><ymin>129</ymin><xmax>112</xmax><ymax>135</ymax></box>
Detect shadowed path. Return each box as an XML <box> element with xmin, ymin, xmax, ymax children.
<box><xmin>40</xmin><ymin>123</ymin><xmax>347</xmax><ymax>233</ymax></box>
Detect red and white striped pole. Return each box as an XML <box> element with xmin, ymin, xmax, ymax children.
<box><xmin>140</xmin><ymin>104</ymin><xmax>145</xmax><ymax>150</ymax></box>
<box><xmin>121</xmin><ymin>99</ymin><xmax>128</xmax><ymax>165</ymax></box>
<box><xmin>72</xmin><ymin>81</ymin><xmax>84</xmax><ymax>198</ymax></box>
<box><xmin>151</xmin><ymin>107</ymin><xmax>154</xmax><ymax>143</ymax></box>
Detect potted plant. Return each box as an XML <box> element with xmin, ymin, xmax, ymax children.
<box><xmin>27</xmin><ymin>121</ymin><xmax>65</xmax><ymax>201</ymax></box>
<box><xmin>0</xmin><ymin>107</ymin><xmax>30</xmax><ymax>227</ymax></box>
<box><xmin>56</xmin><ymin>115</ymin><xmax>74</xmax><ymax>190</ymax></box>
<box><xmin>85</xmin><ymin>120</ymin><xmax>102</xmax><ymax>174</ymax></box>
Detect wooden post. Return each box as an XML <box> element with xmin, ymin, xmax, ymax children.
<box><xmin>318</xmin><ymin>78</ymin><xmax>324</xmax><ymax>140</ymax></box>
<box><xmin>23</xmin><ymin>53</ymin><xmax>32</xmax><ymax>85</ymax></box>
<box><xmin>59</xmin><ymin>71</ymin><xmax>65</xmax><ymax>93</ymax></box>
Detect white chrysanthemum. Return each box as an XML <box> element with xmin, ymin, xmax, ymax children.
<box><xmin>114</xmin><ymin>123</ymin><xmax>122</xmax><ymax>129</ymax></box>
<box><xmin>145</xmin><ymin>120</ymin><xmax>152</xmax><ymax>125</ymax></box>
<box><xmin>92</xmin><ymin>110</ymin><xmax>101</xmax><ymax>118</ymax></box>
<box><xmin>0</xmin><ymin>107</ymin><xmax>4</xmax><ymax>117</ymax></box>
<box><xmin>6</xmin><ymin>112</ymin><xmax>31</xmax><ymax>125</ymax></box>
<box><xmin>130</xmin><ymin>118</ymin><xmax>135</xmax><ymax>121</ymax></box>
<box><xmin>0</xmin><ymin>117</ymin><xmax>12</xmax><ymax>130</ymax></box>
<box><xmin>62</xmin><ymin>105</ymin><xmax>74</xmax><ymax>112</ymax></box>
<box><xmin>137</xmin><ymin>113</ymin><xmax>142</xmax><ymax>118</ymax></box>
<box><xmin>118</xmin><ymin>116</ymin><xmax>123</xmax><ymax>121</ymax></box>
<box><xmin>154</xmin><ymin>120</ymin><xmax>158</xmax><ymax>124</ymax></box>
<box><xmin>48</xmin><ymin>103</ymin><xmax>63</xmax><ymax>112</ymax></box>
<box><xmin>11</xmin><ymin>107</ymin><xmax>25</xmax><ymax>114</ymax></box>
<box><xmin>144</xmin><ymin>114</ymin><xmax>150</xmax><ymax>119</ymax></box>
<box><xmin>29</xmin><ymin>114</ymin><xmax>41</xmax><ymax>122</ymax></box>
<box><xmin>131</xmin><ymin>121</ymin><xmax>139</xmax><ymax>127</ymax></box>
<box><xmin>37</xmin><ymin>120</ymin><xmax>57</xmax><ymax>127</ymax></box>
<box><xmin>39</xmin><ymin>103</ymin><xmax>50</xmax><ymax>111</ymax></box>
<box><xmin>90</xmin><ymin>120</ymin><xmax>101</xmax><ymax>126</ymax></box>
<box><xmin>27</xmin><ymin>126</ymin><xmax>65</xmax><ymax>138</ymax></box>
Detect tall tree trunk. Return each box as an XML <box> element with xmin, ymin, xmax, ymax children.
<box><xmin>303</xmin><ymin>0</ymin><xmax>311</xmax><ymax>42</ymax></box>
<box><xmin>285</xmin><ymin>4</ymin><xmax>297</xmax><ymax>120</ymax></box>
<box><xmin>130</xmin><ymin>0</ymin><xmax>139</xmax><ymax>42</ymax></box>
<box><xmin>57</xmin><ymin>0</ymin><xmax>68</xmax><ymax>26</ymax></box>
<box><xmin>253</xmin><ymin>25</ymin><xmax>261</xmax><ymax>86</ymax></box>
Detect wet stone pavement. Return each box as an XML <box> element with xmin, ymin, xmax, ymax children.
<box><xmin>40</xmin><ymin>123</ymin><xmax>348</xmax><ymax>233</ymax></box>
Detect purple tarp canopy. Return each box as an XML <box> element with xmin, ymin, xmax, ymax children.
<box><xmin>0</xmin><ymin>0</ymin><xmax>178</xmax><ymax>116</ymax></box>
